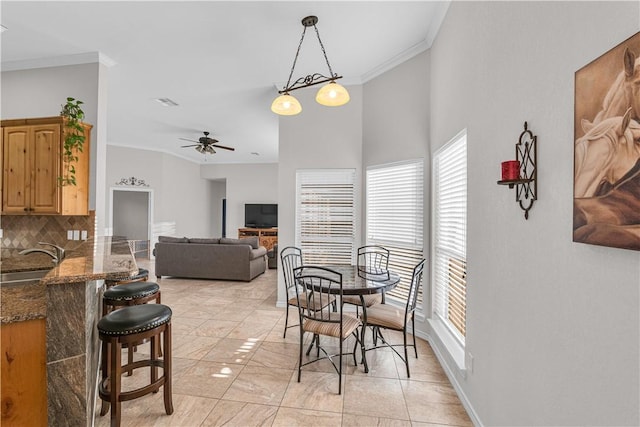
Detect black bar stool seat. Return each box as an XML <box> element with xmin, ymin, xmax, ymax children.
<box><xmin>98</xmin><ymin>304</ymin><xmax>173</xmax><ymax>427</ymax></box>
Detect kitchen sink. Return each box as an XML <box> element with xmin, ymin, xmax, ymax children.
<box><xmin>0</xmin><ymin>269</ymin><xmax>50</xmax><ymax>285</ymax></box>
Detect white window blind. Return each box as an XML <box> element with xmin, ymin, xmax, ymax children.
<box><xmin>366</xmin><ymin>160</ymin><xmax>424</xmax><ymax>304</ymax></box>
<box><xmin>433</xmin><ymin>131</ymin><xmax>467</xmax><ymax>344</ymax></box>
<box><xmin>296</xmin><ymin>169</ymin><xmax>356</xmax><ymax>265</ymax></box>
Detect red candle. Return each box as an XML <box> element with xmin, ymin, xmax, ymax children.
<box><xmin>501</xmin><ymin>160</ymin><xmax>520</xmax><ymax>181</ymax></box>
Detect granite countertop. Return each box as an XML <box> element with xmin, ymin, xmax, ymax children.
<box><xmin>1</xmin><ymin>237</ymin><xmax>139</xmax><ymax>323</ymax></box>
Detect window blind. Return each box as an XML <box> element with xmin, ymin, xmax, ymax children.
<box><xmin>433</xmin><ymin>132</ymin><xmax>467</xmax><ymax>343</ymax></box>
<box><xmin>366</xmin><ymin>160</ymin><xmax>424</xmax><ymax>304</ymax></box>
<box><xmin>296</xmin><ymin>169</ymin><xmax>356</xmax><ymax>265</ymax></box>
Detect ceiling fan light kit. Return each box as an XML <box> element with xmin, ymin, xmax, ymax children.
<box><xmin>179</xmin><ymin>131</ymin><xmax>234</xmax><ymax>157</ymax></box>
<box><xmin>271</xmin><ymin>15</ymin><xmax>350</xmax><ymax>116</ymax></box>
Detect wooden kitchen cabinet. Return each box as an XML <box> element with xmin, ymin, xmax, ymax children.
<box><xmin>1</xmin><ymin>116</ymin><xmax>92</xmax><ymax>215</ymax></box>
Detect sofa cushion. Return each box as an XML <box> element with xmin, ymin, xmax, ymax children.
<box><xmin>220</xmin><ymin>237</ymin><xmax>259</xmax><ymax>249</ymax></box>
<box><xmin>189</xmin><ymin>237</ymin><xmax>220</xmax><ymax>244</ymax></box>
<box><xmin>158</xmin><ymin>236</ymin><xmax>189</xmax><ymax>243</ymax></box>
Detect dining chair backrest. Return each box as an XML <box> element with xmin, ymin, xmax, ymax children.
<box><xmin>293</xmin><ymin>266</ymin><xmax>343</xmax><ymax>324</ymax></box>
<box><xmin>280</xmin><ymin>246</ymin><xmax>303</xmax><ymax>298</ymax></box>
<box><xmin>406</xmin><ymin>259</ymin><xmax>426</xmax><ymax>316</ymax></box>
<box><xmin>357</xmin><ymin>245</ymin><xmax>390</xmax><ymax>272</ymax></box>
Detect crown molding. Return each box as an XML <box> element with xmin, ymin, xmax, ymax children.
<box><xmin>1</xmin><ymin>52</ymin><xmax>116</xmax><ymax>72</ymax></box>
<box><xmin>361</xmin><ymin>0</ymin><xmax>450</xmax><ymax>84</ymax></box>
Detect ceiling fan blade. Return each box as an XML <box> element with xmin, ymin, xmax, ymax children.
<box><xmin>181</xmin><ymin>144</ymin><xmax>199</xmax><ymax>148</ymax></box>
<box><xmin>212</xmin><ymin>144</ymin><xmax>235</xmax><ymax>151</ymax></box>
<box><xmin>179</xmin><ymin>137</ymin><xmax>199</xmax><ymax>143</ymax></box>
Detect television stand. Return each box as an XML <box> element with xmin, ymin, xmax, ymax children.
<box><xmin>238</xmin><ymin>227</ymin><xmax>278</xmax><ymax>251</ymax></box>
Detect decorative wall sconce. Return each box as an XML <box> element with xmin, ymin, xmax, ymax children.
<box><xmin>497</xmin><ymin>121</ymin><xmax>537</xmax><ymax>219</ymax></box>
<box><xmin>116</xmin><ymin>177</ymin><xmax>149</xmax><ymax>187</ymax></box>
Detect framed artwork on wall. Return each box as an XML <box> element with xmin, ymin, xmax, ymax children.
<box><xmin>573</xmin><ymin>31</ymin><xmax>640</xmax><ymax>251</ymax></box>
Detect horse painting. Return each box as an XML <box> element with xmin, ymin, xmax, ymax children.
<box><xmin>574</xmin><ymin>108</ymin><xmax>640</xmax><ymax>198</ymax></box>
<box><xmin>574</xmin><ymin>32</ymin><xmax>640</xmax><ymax>250</ymax></box>
<box><xmin>593</xmin><ymin>48</ymin><xmax>640</xmax><ymax>125</ymax></box>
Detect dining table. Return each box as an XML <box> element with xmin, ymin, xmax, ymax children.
<box><xmin>305</xmin><ymin>264</ymin><xmax>401</xmax><ymax>373</ymax></box>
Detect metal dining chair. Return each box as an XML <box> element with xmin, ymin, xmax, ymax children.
<box><xmin>360</xmin><ymin>258</ymin><xmax>425</xmax><ymax>378</ymax></box>
<box><xmin>293</xmin><ymin>265</ymin><xmax>363</xmax><ymax>395</ymax></box>
<box><xmin>280</xmin><ymin>246</ymin><xmax>336</xmax><ymax>338</ymax></box>
<box><xmin>343</xmin><ymin>245</ymin><xmax>390</xmax><ymax>311</ymax></box>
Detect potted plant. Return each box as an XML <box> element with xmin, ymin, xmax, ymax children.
<box><xmin>59</xmin><ymin>97</ymin><xmax>86</xmax><ymax>186</ymax></box>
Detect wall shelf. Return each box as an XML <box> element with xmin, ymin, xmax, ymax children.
<box><xmin>497</xmin><ymin>122</ymin><xmax>537</xmax><ymax>219</ymax></box>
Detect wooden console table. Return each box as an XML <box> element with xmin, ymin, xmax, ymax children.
<box><xmin>238</xmin><ymin>227</ymin><xmax>278</xmax><ymax>251</ymax></box>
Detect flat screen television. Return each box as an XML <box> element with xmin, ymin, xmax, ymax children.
<box><xmin>244</xmin><ymin>203</ymin><xmax>278</xmax><ymax>228</ymax></box>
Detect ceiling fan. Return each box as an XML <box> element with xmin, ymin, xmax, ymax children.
<box><xmin>179</xmin><ymin>131</ymin><xmax>235</xmax><ymax>155</ymax></box>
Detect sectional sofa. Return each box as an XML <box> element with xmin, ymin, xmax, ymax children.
<box><xmin>153</xmin><ymin>236</ymin><xmax>267</xmax><ymax>282</ymax></box>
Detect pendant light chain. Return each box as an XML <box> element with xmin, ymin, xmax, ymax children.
<box><xmin>312</xmin><ymin>24</ymin><xmax>335</xmax><ymax>79</ymax></box>
<box><xmin>284</xmin><ymin>26</ymin><xmax>309</xmax><ymax>91</ymax></box>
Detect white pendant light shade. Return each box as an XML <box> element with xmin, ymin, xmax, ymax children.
<box><xmin>316</xmin><ymin>82</ymin><xmax>350</xmax><ymax>107</ymax></box>
<box><xmin>271</xmin><ymin>94</ymin><xmax>302</xmax><ymax>116</ymax></box>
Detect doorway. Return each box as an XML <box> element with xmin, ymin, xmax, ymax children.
<box><xmin>109</xmin><ymin>187</ymin><xmax>154</xmax><ymax>258</ymax></box>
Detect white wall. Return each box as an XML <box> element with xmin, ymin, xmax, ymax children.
<box><xmin>106</xmin><ymin>145</ymin><xmax>214</xmax><ymax>238</ymax></box>
<box><xmin>426</xmin><ymin>2</ymin><xmax>640</xmax><ymax>425</ymax></box>
<box><xmin>363</xmin><ymin>49</ymin><xmax>431</xmax><ymax>310</ymax></box>
<box><xmin>277</xmin><ymin>85</ymin><xmax>363</xmax><ymax>304</ymax></box>
<box><xmin>200</xmin><ymin>163</ymin><xmax>278</xmax><ymax>237</ymax></box>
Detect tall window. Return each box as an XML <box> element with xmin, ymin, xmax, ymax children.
<box><xmin>366</xmin><ymin>160</ymin><xmax>424</xmax><ymax>304</ymax></box>
<box><xmin>296</xmin><ymin>169</ymin><xmax>356</xmax><ymax>265</ymax></box>
<box><xmin>433</xmin><ymin>131</ymin><xmax>467</xmax><ymax>344</ymax></box>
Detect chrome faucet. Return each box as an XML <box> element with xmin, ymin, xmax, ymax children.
<box><xmin>19</xmin><ymin>242</ymin><xmax>66</xmax><ymax>264</ymax></box>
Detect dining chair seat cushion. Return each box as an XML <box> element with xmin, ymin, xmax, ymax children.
<box><xmin>362</xmin><ymin>304</ymin><xmax>405</xmax><ymax>330</ymax></box>
<box><xmin>303</xmin><ymin>314</ymin><xmax>361</xmax><ymax>339</ymax></box>
<box><xmin>288</xmin><ymin>294</ymin><xmax>336</xmax><ymax>311</ymax></box>
<box><xmin>342</xmin><ymin>293</ymin><xmax>382</xmax><ymax>307</ymax></box>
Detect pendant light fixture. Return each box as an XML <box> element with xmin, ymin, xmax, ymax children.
<box><xmin>271</xmin><ymin>15</ymin><xmax>350</xmax><ymax>116</ymax></box>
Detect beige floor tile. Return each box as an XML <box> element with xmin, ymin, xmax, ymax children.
<box><xmin>202</xmin><ymin>337</ymin><xmax>261</xmax><ymax>365</ymax></box>
<box><xmin>401</xmin><ymin>381</ymin><xmax>472</xmax><ymax>426</ymax></box>
<box><xmin>173</xmin><ymin>360</ymin><xmax>242</xmax><ymax>399</ymax></box>
<box><xmin>395</xmin><ymin>353</ymin><xmax>449</xmax><ymax>383</ymax></box>
<box><xmin>248</xmin><ymin>341</ymin><xmax>301</xmax><ymax>370</ymax></box>
<box><xmin>341</xmin><ymin>414</ymin><xmax>411</xmax><ymax>426</ymax></box>
<box><xmin>272</xmin><ymin>407</ymin><xmax>342</xmax><ymax>427</ymax></box>
<box><xmin>171</xmin><ymin>317</ymin><xmax>208</xmax><ymax>336</ymax></box>
<box><xmin>343</xmin><ymin>376</ymin><xmax>409</xmax><ymax>420</ymax></box>
<box><xmin>95</xmin><ymin>393</ymin><xmax>217</xmax><ymax>427</ymax></box>
<box><xmin>201</xmin><ymin>400</ymin><xmax>278</xmax><ymax>427</ymax></box>
<box><xmin>192</xmin><ymin>319</ymin><xmax>240</xmax><ymax>338</ymax></box>
<box><xmin>222</xmin><ymin>365</ymin><xmax>293</xmax><ymax>405</ymax></box>
<box><xmin>172</xmin><ymin>335</ymin><xmax>221</xmax><ymax>360</ymax></box>
<box><xmin>280</xmin><ymin>370</ymin><xmax>344</xmax><ymax>413</ymax></box>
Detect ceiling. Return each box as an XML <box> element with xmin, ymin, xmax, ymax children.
<box><xmin>1</xmin><ymin>1</ymin><xmax>449</xmax><ymax>164</ymax></box>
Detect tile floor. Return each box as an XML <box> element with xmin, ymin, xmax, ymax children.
<box><xmin>95</xmin><ymin>260</ymin><xmax>472</xmax><ymax>427</ymax></box>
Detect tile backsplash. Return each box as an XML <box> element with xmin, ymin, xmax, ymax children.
<box><xmin>1</xmin><ymin>211</ymin><xmax>96</xmax><ymax>257</ymax></box>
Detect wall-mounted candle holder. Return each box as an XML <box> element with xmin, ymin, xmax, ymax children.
<box><xmin>497</xmin><ymin>121</ymin><xmax>537</xmax><ymax>219</ymax></box>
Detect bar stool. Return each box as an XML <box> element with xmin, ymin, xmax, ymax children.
<box><xmin>102</xmin><ymin>281</ymin><xmax>160</xmax><ymax>316</ymax></box>
<box><xmin>106</xmin><ymin>268</ymin><xmax>149</xmax><ymax>288</ymax></box>
<box><xmin>102</xmin><ymin>281</ymin><xmax>162</xmax><ymax>373</ymax></box>
<box><xmin>98</xmin><ymin>304</ymin><xmax>173</xmax><ymax>427</ymax></box>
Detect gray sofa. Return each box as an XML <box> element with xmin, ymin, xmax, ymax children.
<box><xmin>154</xmin><ymin>236</ymin><xmax>267</xmax><ymax>282</ymax></box>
